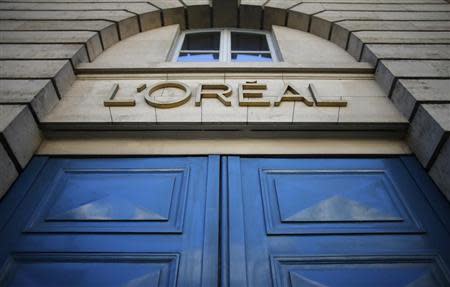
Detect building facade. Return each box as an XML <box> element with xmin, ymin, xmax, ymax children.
<box><xmin>1</xmin><ymin>0</ymin><xmax>450</xmax><ymax>286</ymax></box>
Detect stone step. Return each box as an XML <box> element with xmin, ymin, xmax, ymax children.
<box><xmin>0</xmin><ymin>10</ymin><xmax>139</xmax><ymax>39</ymax></box>
<box><xmin>362</xmin><ymin>44</ymin><xmax>450</xmax><ymax>66</ymax></box>
<box><xmin>0</xmin><ymin>79</ymin><xmax>59</xmax><ymax>121</ymax></box>
<box><xmin>0</xmin><ymin>31</ymin><xmax>102</xmax><ymax>61</ymax></box>
<box><xmin>347</xmin><ymin>31</ymin><xmax>450</xmax><ymax>60</ymax></box>
<box><xmin>391</xmin><ymin>79</ymin><xmax>450</xmax><ymax>119</ymax></box>
<box><xmin>0</xmin><ymin>44</ymin><xmax>88</xmax><ymax>66</ymax></box>
<box><xmin>311</xmin><ymin>11</ymin><xmax>450</xmax><ymax>39</ymax></box>
<box><xmin>331</xmin><ymin>20</ymin><xmax>450</xmax><ymax>49</ymax></box>
<box><xmin>0</xmin><ymin>60</ymin><xmax>75</xmax><ymax>97</ymax></box>
<box><xmin>375</xmin><ymin>60</ymin><xmax>450</xmax><ymax>95</ymax></box>
<box><xmin>407</xmin><ymin>104</ymin><xmax>450</xmax><ymax>168</ymax></box>
<box><xmin>0</xmin><ymin>20</ymin><xmax>119</xmax><ymax>49</ymax></box>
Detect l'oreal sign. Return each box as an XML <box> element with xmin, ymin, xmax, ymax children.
<box><xmin>104</xmin><ymin>81</ymin><xmax>347</xmax><ymax>108</ymax></box>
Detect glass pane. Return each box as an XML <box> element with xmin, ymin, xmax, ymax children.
<box><xmin>181</xmin><ymin>32</ymin><xmax>220</xmax><ymax>50</ymax></box>
<box><xmin>231</xmin><ymin>53</ymin><xmax>272</xmax><ymax>62</ymax></box>
<box><xmin>231</xmin><ymin>32</ymin><xmax>270</xmax><ymax>51</ymax></box>
<box><xmin>178</xmin><ymin>52</ymin><xmax>220</xmax><ymax>62</ymax></box>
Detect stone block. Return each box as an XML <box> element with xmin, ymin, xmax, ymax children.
<box><xmin>162</xmin><ymin>8</ymin><xmax>186</xmax><ymax>29</ymax></box>
<box><xmin>0</xmin><ymin>60</ymin><xmax>76</xmax><ymax>97</ymax></box>
<box><xmin>348</xmin><ymin>31</ymin><xmax>450</xmax><ymax>60</ymax></box>
<box><xmin>0</xmin><ymin>143</ymin><xmax>18</xmax><ymax>199</ymax></box>
<box><xmin>110</xmin><ymin>80</ymin><xmax>158</xmax><ymax>124</ymax></box>
<box><xmin>391</xmin><ymin>79</ymin><xmax>450</xmax><ymax>120</ymax></box>
<box><xmin>212</xmin><ymin>0</ymin><xmax>238</xmax><ymax>27</ymax></box>
<box><xmin>247</xmin><ymin>78</ymin><xmax>290</xmax><ymax>123</ymax></box>
<box><xmin>0</xmin><ymin>44</ymin><xmax>88</xmax><ymax>67</ymax></box>
<box><xmin>263</xmin><ymin>7</ymin><xmax>287</xmax><ymax>30</ymax></box>
<box><xmin>339</xmin><ymin>96</ymin><xmax>407</xmax><ymax>125</ymax></box>
<box><xmin>272</xmin><ymin>25</ymin><xmax>357</xmax><ymax>65</ymax></box>
<box><xmin>0</xmin><ymin>80</ymin><xmax>59</xmax><ymax>121</ymax></box>
<box><xmin>429</xmin><ymin>137</ymin><xmax>450</xmax><ymax>200</ymax></box>
<box><xmin>331</xmin><ymin>20</ymin><xmax>450</xmax><ymax>50</ymax></box>
<box><xmin>80</xmin><ymin>25</ymin><xmax>179</xmax><ymax>69</ymax></box>
<box><xmin>407</xmin><ymin>104</ymin><xmax>450</xmax><ymax>168</ymax></box>
<box><xmin>0</xmin><ymin>20</ymin><xmax>119</xmax><ymax>50</ymax></box>
<box><xmin>0</xmin><ymin>105</ymin><xmax>42</xmax><ymax>168</ymax></box>
<box><xmin>287</xmin><ymin>3</ymin><xmax>323</xmax><ymax>32</ymax></box>
<box><xmin>310</xmin><ymin>16</ymin><xmax>332</xmax><ymax>39</ymax></box>
<box><xmin>187</xmin><ymin>4</ymin><xmax>211</xmax><ymax>29</ymax></box>
<box><xmin>43</xmin><ymin>80</ymin><xmax>113</xmax><ymax>125</ymax></box>
<box><xmin>118</xmin><ymin>16</ymin><xmax>141</xmax><ymax>40</ymax></box>
<box><xmin>375</xmin><ymin>60</ymin><xmax>450</xmax><ymax>96</ymax></box>
<box><xmin>0</xmin><ymin>10</ymin><xmax>139</xmax><ymax>41</ymax></box>
<box><xmin>0</xmin><ymin>31</ymin><xmax>103</xmax><ymax>61</ymax></box>
<box><xmin>286</xmin><ymin>11</ymin><xmax>310</xmax><ymax>32</ymax></box>
<box><xmin>239</xmin><ymin>4</ymin><xmax>262</xmax><ymax>30</ymax></box>
<box><xmin>140</xmin><ymin>10</ymin><xmax>162</xmax><ymax>31</ymax></box>
<box><xmin>200</xmin><ymin>78</ymin><xmax>248</xmax><ymax>123</ymax></box>
<box><xmin>362</xmin><ymin>44</ymin><xmax>450</xmax><ymax>67</ymax></box>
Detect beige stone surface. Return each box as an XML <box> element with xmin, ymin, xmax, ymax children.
<box><xmin>0</xmin><ymin>44</ymin><xmax>88</xmax><ymax>66</ymax></box>
<box><xmin>429</xmin><ymin>137</ymin><xmax>450</xmax><ymax>199</ymax></box>
<box><xmin>0</xmin><ymin>60</ymin><xmax>75</xmax><ymax>97</ymax></box>
<box><xmin>109</xmin><ymin>80</ymin><xmax>159</xmax><ymax>123</ymax></box>
<box><xmin>0</xmin><ymin>143</ymin><xmax>18</xmax><ymax>199</ymax></box>
<box><xmin>0</xmin><ymin>80</ymin><xmax>59</xmax><ymax>121</ymax></box>
<box><xmin>339</xmin><ymin>96</ymin><xmax>407</xmax><ymax>124</ymax></box>
<box><xmin>82</xmin><ymin>25</ymin><xmax>179</xmax><ymax>69</ymax></box>
<box><xmin>43</xmin><ymin>80</ymin><xmax>113</xmax><ymax>123</ymax></box>
<box><xmin>273</xmin><ymin>26</ymin><xmax>358</xmax><ymax>65</ymax></box>
<box><xmin>37</xmin><ymin>137</ymin><xmax>411</xmax><ymax>155</ymax></box>
<box><xmin>407</xmin><ymin>104</ymin><xmax>450</xmax><ymax>167</ymax></box>
<box><xmin>0</xmin><ymin>31</ymin><xmax>102</xmax><ymax>61</ymax></box>
<box><xmin>0</xmin><ymin>105</ymin><xmax>42</xmax><ymax>168</ymax></box>
<box><xmin>391</xmin><ymin>79</ymin><xmax>450</xmax><ymax>119</ymax></box>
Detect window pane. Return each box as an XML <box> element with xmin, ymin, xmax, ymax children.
<box><xmin>181</xmin><ymin>32</ymin><xmax>220</xmax><ymax>50</ymax></box>
<box><xmin>231</xmin><ymin>53</ymin><xmax>272</xmax><ymax>62</ymax></box>
<box><xmin>178</xmin><ymin>52</ymin><xmax>219</xmax><ymax>62</ymax></box>
<box><xmin>231</xmin><ymin>32</ymin><xmax>269</xmax><ymax>51</ymax></box>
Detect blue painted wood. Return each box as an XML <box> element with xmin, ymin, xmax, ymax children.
<box><xmin>0</xmin><ymin>157</ymin><xmax>219</xmax><ymax>287</ymax></box>
<box><xmin>0</xmin><ymin>156</ymin><xmax>48</xmax><ymax>233</ymax></box>
<box><xmin>225</xmin><ymin>157</ymin><xmax>450</xmax><ymax>287</ymax></box>
<box><xmin>2</xmin><ymin>155</ymin><xmax>450</xmax><ymax>287</ymax></box>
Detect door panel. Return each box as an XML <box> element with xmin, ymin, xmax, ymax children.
<box><xmin>224</xmin><ymin>157</ymin><xmax>450</xmax><ymax>287</ymax></box>
<box><xmin>0</xmin><ymin>156</ymin><xmax>219</xmax><ymax>287</ymax></box>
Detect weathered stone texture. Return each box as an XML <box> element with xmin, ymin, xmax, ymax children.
<box><xmin>429</xmin><ymin>137</ymin><xmax>450</xmax><ymax>200</ymax></box>
<box><xmin>0</xmin><ymin>80</ymin><xmax>60</xmax><ymax>121</ymax></box>
<box><xmin>0</xmin><ymin>143</ymin><xmax>18</xmax><ymax>199</ymax></box>
<box><xmin>0</xmin><ymin>60</ymin><xmax>76</xmax><ymax>97</ymax></box>
<box><xmin>391</xmin><ymin>79</ymin><xmax>450</xmax><ymax>120</ymax></box>
<box><xmin>407</xmin><ymin>104</ymin><xmax>450</xmax><ymax>168</ymax></box>
<box><xmin>0</xmin><ymin>105</ymin><xmax>42</xmax><ymax>169</ymax></box>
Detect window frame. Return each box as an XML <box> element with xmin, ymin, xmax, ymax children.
<box><xmin>171</xmin><ymin>28</ymin><xmax>279</xmax><ymax>63</ymax></box>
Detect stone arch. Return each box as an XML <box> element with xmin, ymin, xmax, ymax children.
<box><xmin>1</xmin><ymin>0</ymin><xmax>450</xmax><ymax>196</ymax></box>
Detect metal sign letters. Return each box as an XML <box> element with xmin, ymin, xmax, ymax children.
<box><xmin>104</xmin><ymin>81</ymin><xmax>347</xmax><ymax>108</ymax></box>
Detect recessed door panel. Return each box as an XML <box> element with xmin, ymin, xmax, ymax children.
<box><xmin>0</xmin><ymin>157</ymin><xmax>219</xmax><ymax>287</ymax></box>
<box><xmin>224</xmin><ymin>157</ymin><xmax>450</xmax><ymax>287</ymax></box>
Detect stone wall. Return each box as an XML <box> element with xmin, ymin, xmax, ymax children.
<box><xmin>0</xmin><ymin>0</ymin><xmax>449</xmax><ymax>198</ymax></box>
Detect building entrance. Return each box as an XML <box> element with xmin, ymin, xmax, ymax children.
<box><xmin>0</xmin><ymin>156</ymin><xmax>449</xmax><ymax>286</ymax></box>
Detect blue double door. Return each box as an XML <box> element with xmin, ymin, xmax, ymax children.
<box><xmin>0</xmin><ymin>156</ymin><xmax>449</xmax><ymax>286</ymax></box>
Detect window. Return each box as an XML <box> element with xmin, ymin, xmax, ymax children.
<box><xmin>173</xmin><ymin>29</ymin><xmax>278</xmax><ymax>62</ymax></box>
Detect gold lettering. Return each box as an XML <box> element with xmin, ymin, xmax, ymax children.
<box><xmin>238</xmin><ymin>81</ymin><xmax>271</xmax><ymax>107</ymax></box>
<box><xmin>274</xmin><ymin>83</ymin><xmax>314</xmax><ymax>107</ymax></box>
<box><xmin>308</xmin><ymin>83</ymin><xmax>347</xmax><ymax>107</ymax></box>
<box><xmin>195</xmin><ymin>84</ymin><xmax>232</xmax><ymax>106</ymax></box>
<box><xmin>103</xmin><ymin>83</ymin><xmax>136</xmax><ymax>107</ymax></box>
<box><xmin>144</xmin><ymin>81</ymin><xmax>191</xmax><ymax>109</ymax></box>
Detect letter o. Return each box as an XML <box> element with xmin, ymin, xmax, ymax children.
<box><xmin>145</xmin><ymin>81</ymin><xmax>192</xmax><ymax>108</ymax></box>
